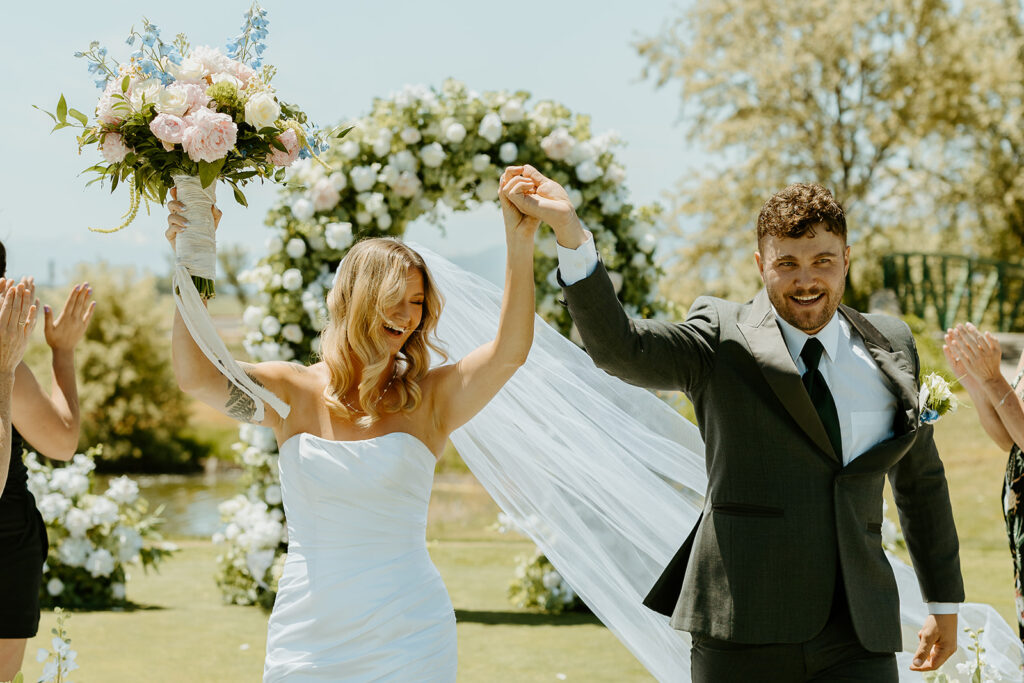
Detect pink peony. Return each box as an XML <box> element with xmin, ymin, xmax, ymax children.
<box><xmin>267</xmin><ymin>128</ymin><xmax>300</xmax><ymax>167</ymax></box>
<box><xmin>233</xmin><ymin>61</ymin><xmax>256</xmax><ymax>86</ymax></box>
<box><xmin>150</xmin><ymin>113</ymin><xmax>187</xmax><ymax>145</ymax></box>
<box><xmin>181</xmin><ymin>107</ymin><xmax>238</xmax><ymax>163</ymax></box>
<box><xmin>100</xmin><ymin>132</ymin><xmax>131</xmax><ymax>163</ymax></box>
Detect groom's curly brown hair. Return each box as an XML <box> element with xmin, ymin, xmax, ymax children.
<box><xmin>756</xmin><ymin>183</ymin><xmax>846</xmax><ymax>248</ymax></box>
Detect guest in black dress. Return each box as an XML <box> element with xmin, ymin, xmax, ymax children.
<box><xmin>0</xmin><ymin>241</ymin><xmax>95</xmax><ymax>681</ymax></box>
<box><xmin>945</xmin><ymin>322</ymin><xmax>1024</xmax><ymax>643</ymax></box>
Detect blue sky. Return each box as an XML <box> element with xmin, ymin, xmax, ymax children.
<box><xmin>1</xmin><ymin>0</ymin><xmax>697</xmax><ymax>284</ymax></box>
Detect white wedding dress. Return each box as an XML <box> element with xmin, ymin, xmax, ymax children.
<box><xmin>263</xmin><ymin>431</ymin><xmax>457</xmax><ymax>682</ymax></box>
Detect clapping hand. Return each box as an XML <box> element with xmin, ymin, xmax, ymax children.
<box><xmin>0</xmin><ymin>277</ymin><xmax>38</xmax><ymax>374</ymax></box>
<box><xmin>44</xmin><ymin>282</ymin><xmax>96</xmax><ymax>353</ymax></box>
<box><xmin>945</xmin><ymin>323</ymin><xmax>1002</xmax><ymax>385</ymax></box>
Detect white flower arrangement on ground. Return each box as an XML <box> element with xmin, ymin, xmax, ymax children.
<box><xmin>508</xmin><ymin>548</ymin><xmax>585</xmax><ymax>615</ymax></box>
<box><xmin>216</xmin><ymin>79</ymin><xmax>671</xmax><ymax>606</ymax></box>
<box><xmin>26</xmin><ymin>447</ymin><xmax>176</xmax><ymax>609</ymax></box>
<box><xmin>923</xmin><ymin>628</ymin><xmax>1002</xmax><ymax>683</ymax></box>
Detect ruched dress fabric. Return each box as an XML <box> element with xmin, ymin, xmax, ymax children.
<box><xmin>263</xmin><ymin>432</ymin><xmax>457</xmax><ymax>682</ymax></box>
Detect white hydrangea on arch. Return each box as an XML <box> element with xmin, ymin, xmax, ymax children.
<box><xmin>214</xmin><ymin>79</ymin><xmax>668</xmax><ymax>605</ymax></box>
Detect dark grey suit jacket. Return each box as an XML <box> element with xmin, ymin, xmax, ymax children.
<box><xmin>562</xmin><ymin>263</ymin><xmax>964</xmax><ymax>653</ymax></box>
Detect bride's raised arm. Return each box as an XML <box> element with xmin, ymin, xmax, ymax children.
<box><xmin>429</xmin><ymin>168</ymin><xmax>539</xmax><ymax>436</ymax></box>
<box><xmin>166</xmin><ymin>190</ymin><xmax>296</xmax><ymax>431</ymax></box>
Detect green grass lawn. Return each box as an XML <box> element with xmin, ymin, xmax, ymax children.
<box><xmin>14</xmin><ymin>388</ymin><xmax>1022</xmax><ymax>681</ymax></box>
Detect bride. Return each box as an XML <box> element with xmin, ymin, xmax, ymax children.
<box><xmin>165</xmin><ymin>169</ymin><xmax>540</xmax><ymax>681</ymax></box>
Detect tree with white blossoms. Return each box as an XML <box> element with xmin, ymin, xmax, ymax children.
<box><xmin>214</xmin><ymin>79</ymin><xmax>670</xmax><ymax>606</ymax></box>
<box><xmin>26</xmin><ymin>447</ymin><xmax>175</xmax><ymax>609</ymax></box>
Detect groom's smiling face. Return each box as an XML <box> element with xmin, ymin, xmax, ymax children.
<box><xmin>755</xmin><ymin>226</ymin><xmax>850</xmax><ymax>335</ymax></box>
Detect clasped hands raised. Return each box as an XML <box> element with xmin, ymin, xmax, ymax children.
<box><xmin>497</xmin><ymin>165</ymin><xmax>580</xmax><ymax>241</ymax></box>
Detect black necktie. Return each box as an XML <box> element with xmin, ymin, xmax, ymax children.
<box><xmin>800</xmin><ymin>338</ymin><xmax>842</xmax><ymax>458</ymax></box>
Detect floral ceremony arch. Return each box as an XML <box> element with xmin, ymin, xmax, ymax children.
<box><xmin>214</xmin><ymin>79</ymin><xmax>668</xmax><ymax>606</ymax></box>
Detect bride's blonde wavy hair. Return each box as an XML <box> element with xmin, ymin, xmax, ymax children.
<box><xmin>320</xmin><ymin>238</ymin><xmax>447</xmax><ymax>426</ymax></box>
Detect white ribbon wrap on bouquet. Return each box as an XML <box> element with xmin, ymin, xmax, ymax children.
<box><xmin>171</xmin><ymin>175</ymin><xmax>290</xmax><ymax>422</ymax></box>
<box><xmin>410</xmin><ymin>243</ymin><xmax>1024</xmax><ymax>682</ymax></box>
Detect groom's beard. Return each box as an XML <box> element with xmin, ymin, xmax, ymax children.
<box><xmin>767</xmin><ymin>282</ymin><xmax>844</xmax><ymax>334</ymax></box>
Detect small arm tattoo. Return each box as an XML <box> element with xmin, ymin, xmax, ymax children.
<box><xmin>225</xmin><ymin>372</ymin><xmax>264</xmax><ymax>423</ymax></box>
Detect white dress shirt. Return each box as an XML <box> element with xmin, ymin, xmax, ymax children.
<box><xmin>555</xmin><ymin>232</ymin><xmax>958</xmax><ymax>614</ymax></box>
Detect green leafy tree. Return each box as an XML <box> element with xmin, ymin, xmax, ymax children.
<box><xmin>636</xmin><ymin>0</ymin><xmax>974</xmax><ymax>308</ymax></box>
<box><xmin>68</xmin><ymin>265</ymin><xmax>209</xmax><ymax>472</ymax></box>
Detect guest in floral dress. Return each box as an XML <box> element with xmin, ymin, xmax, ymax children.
<box><xmin>945</xmin><ymin>323</ymin><xmax>1024</xmax><ymax>641</ymax></box>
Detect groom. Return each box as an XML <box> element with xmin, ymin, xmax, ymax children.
<box><xmin>505</xmin><ymin>167</ymin><xmax>963</xmax><ymax>681</ymax></box>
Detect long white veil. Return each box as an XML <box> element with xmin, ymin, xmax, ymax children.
<box><xmin>413</xmin><ymin>243</ymin><xmax>1024</xmax><ymax>681</ymax></box>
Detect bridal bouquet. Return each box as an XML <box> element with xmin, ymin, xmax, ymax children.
<box><xmin>39</xmin><ymin>3</ymin><xmax>339</xmax><ymax>299</ymax></box>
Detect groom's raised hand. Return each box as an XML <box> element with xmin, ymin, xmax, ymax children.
<box><xmin>501</xmin><ymin>165</ymin><xmax>587</xmax><ymax>248</ymax></box>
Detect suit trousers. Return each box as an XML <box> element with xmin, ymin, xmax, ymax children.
<box><xmin>689</xmin><ymin>578</ymin><xmax>898</xmax><ymax>682</ymax></box>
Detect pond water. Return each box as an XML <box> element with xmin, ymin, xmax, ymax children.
<box><xmin>93</xmin><ymin>471</ymin><xmax>504</xmax><ymax>540</ymax></box>
<box><xmin>95</xmin><ymin>471</ymin><xmax>243</xmax><ymax>538</ymax></box>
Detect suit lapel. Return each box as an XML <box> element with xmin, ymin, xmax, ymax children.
<box><xmin>738</xmin><ymin>290</ymin><xmax>841</xmax><ymax>465</ymax></box>
<box><xmin>839</xmin><ymin>305</ymin><xmax>919</xmax><ymax>435</ymax></box>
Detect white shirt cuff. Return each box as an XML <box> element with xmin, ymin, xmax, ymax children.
<box><xmin>555</xmin><ymin>229</ymin><xmax>598</xmax><ymax>286</ymax></box>
<box><xmin>927</xmin><ymin>602</ymin><xmax>959</xmax><ymax>615</ymax></box>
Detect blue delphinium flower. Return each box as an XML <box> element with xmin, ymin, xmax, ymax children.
<box><xmin>94</xmin><ymin>78</ymin><xmax>108</xmax><ymax>89</ymax></box>
<box><xmin>920</xmin><ymin>408</ymin><xmax>939</xmax><ymax>425</ymax></box>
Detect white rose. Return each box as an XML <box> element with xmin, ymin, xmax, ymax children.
<box><xmin>85</xmin><ymin>548</ymin><xmax>116</xmax><ymax>578</ymax></box>
<box><xmin>89</xmin><ymin>496</ymin><xmax>121</xmax><ymax>526</ymax></box>
<box><xmin>155</xmin><ymin>85</ymin><xmax>191</xmax><ymax>116</ymax></box>
<box><xmin>444</xmin><ymin>121</ymin><xmax>467</xmax><ymax>144</ymax></box>
<box><xmin>47</xmin><ymin>578</ymin><xmax>65</xmax><ymax>597</ymax></box>
<box><xmin>538</xmin><ymin>234</ymin><xmax>559</xmax><ymax>259</ymax></box>
<box><xmin>606</xmin><ymin>163</ymin><xmax>627</xmax><ymax>185</ymax></box>
<box><xmin>361</xmin><ymin>192</ymin><xmax>385</xmax><ymax>214</ymax></box>
<box><xmin>111</xmin><ymin>582</ymin><xmax>127</xmax><ymax>600</ymax></box>
<box><xmin>51</xmin><ymin>468</ymin><xmax>89</xmax><ymax>497</ymax></box>
<box><xmin>639</xmin><ymin>233</ymin><xmax>658</xmax><ymax>253</ymax></box>
<box><xmin>281</xmin><ymin>324</ymin><xmax>304</xmax><ymax>344</ymax></box>
<box><xmin>631</xmin><ymin>251</ymin><xmax>648</xmax><ymax>268</ymax></box>
<box><xmin>372</xmin><ymin>133</ymin><xmax>392</xmax><ymax>158</ymax></box>
<box><xmin>339</xmin><ymin>139</ymin><xmax>361</xmax><ymax>160</ymax></box>
<box><xmin>420</xmin><ymin>142</ymin><xmax>446</xmax><ymax>168</ymax></box>
<box><xmin>377</xmin><ymin>213</ymin><xmax>392</xmax><ymax>229</ymax></box>
<box><xmin>472</xmin><ymin>154</ymin><xmax>491</xmax><ymax>173</ymax></box>
<box><xmin>349</xmin><ymin>165</ymin><xmax>378</xmax><ymax>193</ymax></box>
<box><xmin>566</xmin><ymin>187</ymin><xmax>584</xmax><ymax>209</ymax></box>
<box><xmin>542</xmin><ymin>570</ymin><xmax>562</xmax><ymax>590</ymax></box>
<box><xmin>325</xmin><ymin>222</ymin><xmax>353</xmax><ymax>250</ymax></box>
<box><xmin>310</xmin><ymin>178</ymin><xmax>340</xmax><ymax>212</ymax></box>
<box><xmin>103</xmin><ymin>475</ymin><xmax>139</xmax><ymax>505</ymax></box>
<box><xmin>244</xmin><ymin>92</ymin><xmax>281</xmax><ymax>130</ymax></box>
<box><xmin>540</xmin><ymin>127</ymin><xmax>575</xmax><ymax>161</ymax></box>
<box><xmin>58</xmin><ymin>537</ymin><xmax>93</xmax><ymax>568</ymax></box>
<box><xmin>379</xmin><ymin>164</ymin><xmax>399</xmax><ymax>187</ymax></box>
<box><xmin>264</xmin><ymin>485</ymin><xmax>283</xmax><ymax>505</ymax></box>
<box><xmin>499</xmin><ymin>98</ymin><xmax>525</xmax><ymax>123</ymax></box>
<box><xmin>393</xmin><ymin>172</ymin><xmax>422</xmax><ymax>199</ymax></box>
<box><xmin>600</xmin><ymin>192</ymin><xmax>623</xmax><ymax>215</ymax></box>
<box><xmin>355</xmin><ymin>211</ymin><xmax>373</xmax><ymax>225</ymax></box>
<box><xmin>575</xmin><ymin>160</ymin><xmax>603</xmax><ymax>183</ymax></box>
<box><xmin>38</xmin><ymin>493</ymin><xmax>71</xmax><ymax>524</ymax></box>
<box><xmin>282</xmin><ymin>269</ymin><xmax>304</xmax><ymax>291</ymax></box>
<box><xmin>390</xmin><ymin>150</ymin><xmax>418</xmax><ymax>173</ymax></box>
<box><xmin>499</xmin><ymin>142</ymin><xmax>518</xmax><ymax>164</ymax></box>
<box><xmin>128</xmin><ymin>78</ymin><xmax>162</xmax><ymax>112</ymax></box>
<box><xmin>328</xmin><ymin>172</ymin><xmax>347</xmax><ymax>191</ymax></box>
<box><xmin>475</xmin><ymin>179</ymin><xmax>499</xmax><ymax>202</ymax></box>
<box><xmin>286</xmin><ymin>238</ymin><xmax>307</xmax><ymax>259</ymax></box>
<box><xmin>567</xmin><ymin>141</ymin><xmax>597</xmax><ymax>165</ymax></box>
<box><xmin>261</xmin><ymin>316</ymin><xmax>282</xmax><ymax>336</ymax></box>
<box><xmin>169</xmin><ymin>56</ymin><xmax>205</xmax><ymax>82</ymax></box>
<box><xmin>291</xmin><ymin>198</ymin><xmax>315</xmax><ymax>221</ymax></box>
<box><xmin>265</xmin><ymin>235</ymin><xmax>284</xmax><ymax>255</ymax></box>
<box><xmin>400</xmin><ymin>127</ymin><xmax>422</xmax><ymax>144</ymax></box>
<box><xmin>243</xmin><ymin>306</ymin><xmax>266</xmax><ymax>329</ymax></box>
<box><xmin>477</xmin><ymin>113</ymin><xmax>503</xmax><ymax>144</ymax></box>
<box><xmin>210</xmin><ymin>72</ymin><xmax>242</xmax><ymax>89</ymax></box>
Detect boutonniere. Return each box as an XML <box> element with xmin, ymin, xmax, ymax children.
<box><xmin>919</xmin><ymin>373</ymin><xmax>959</xmax><ymax>424</ymax></box>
